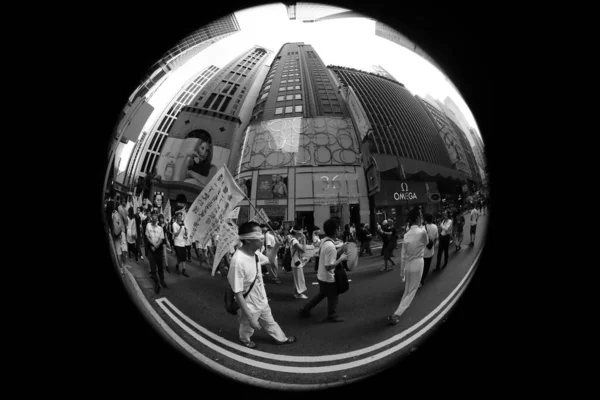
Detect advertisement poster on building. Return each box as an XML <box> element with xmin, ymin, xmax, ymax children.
<box><xmin>257</xmin><ymin>174</ymin><xmax>289</xmax><ymax>199</ymax></box>
<box><xmin>236</xmin><ymin>176</ymin><xmax>252</xmax><ymax>198</ymax></box>
<box><xmin>154</xmin><ymin>135</ymin><xmax>231</xmax><ymax>192</ymax></box>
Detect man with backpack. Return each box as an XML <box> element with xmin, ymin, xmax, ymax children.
<box><xmin>297</xmin><ymin>219</ymin><xmax>349</xmax><ymax>323</ymax></box>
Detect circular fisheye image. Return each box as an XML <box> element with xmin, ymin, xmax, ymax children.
<box><xmin>102</xmin><ymin>2</ymin><xmax>489</xmax><ymax>391</ymax></box>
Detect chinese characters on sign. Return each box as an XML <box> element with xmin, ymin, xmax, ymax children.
<box><xmin>184</xmin><ymin>166</ymin><xmax>245</xmax><ymax>248</ymax></box>
<box><xmin>211</xmin><ymin>220</ymin><xmax>239</xmax><ymax>276</ymax></box>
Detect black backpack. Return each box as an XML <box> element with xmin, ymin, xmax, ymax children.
<box><xmin>282</xmin><ymin>245</ymin><xmax>296</xmax><ymax>272</ymax></box>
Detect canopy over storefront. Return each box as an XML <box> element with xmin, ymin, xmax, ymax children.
<box><xmin>372</xmin><ymin>154</ymin><xmax>467</xmax><ymax>182</ymax></box>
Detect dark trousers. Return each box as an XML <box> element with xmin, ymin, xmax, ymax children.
<box><xmin>127</xmin><ymin>242</ymin><xmax>138</xmax><ymax>262</ymax></box>
<box><xmin>302</xmin><ymin>280</ymin><xmax>339</xmax><ymax>319</ymax></box>
<box><xmin>359</xmin><ymin>240</ymin><xmax>372</xmax><ymax>255</ymax></box>
<box><xmin>381</xmin><ymin>240</ymin><xmax>388</xmax><ymax>256</ymax></box>
<box><xmin>186</xmin><ymin>245</ymin><xmax>192</xmax><ymax>261</ymax></box>
<box><xmin>147</xmin><ymin>247</ymin><xmax>165</xmax><ymax>286</ymax></box>
<box><xmin>421</xmin><ymin>256</ymin><xmax>433</xmax><ymax>284</ymax></box>
<box><xmin>436</xmin><ymin>235</ymin><xmax>450</xmax><ymax>269</ymax></box>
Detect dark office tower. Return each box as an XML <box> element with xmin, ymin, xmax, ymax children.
<box><xmin>251</xmin><ymin>42</ymin><xmax>349</xmax><ymax>122</ymax></box>
<box><xmin>417</xmin><ymin>95</ymin><xmax>473</xmax><ymax>178</ymax></box>
<box><xmin>128</xmin><ymin>14</ymin><xmax>241</xmax><ymax>103</ymax></box>
<box><xmin>329</xmin><ymin>66</ymin><xmax>465</xmax><ymax>226</ymax></box>
<box><xmin>448</xmin><ymin>118</ymin><xmax>481</xmax><ymax>186</ymax></box>
<box><xmin>234</xmin><ymin>43</ymin><xmax>367</xmax><ymax>230</ymax></box>
<box><xmin>329</xmin><ymin>66</ymin><xmax>452</xmax><ymax>169</ymax></box>
<box><xmin>124</xmin><ymin>65</ymin><xmax>221</xmax><ymax>189</ymax></box>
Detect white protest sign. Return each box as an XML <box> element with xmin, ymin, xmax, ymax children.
<box><xmin>163</xmin><ymin>200</ymin><xmax>171</xmax><ymax>221</ymax></box>
<box><xmin>229</xmin><ymin>207</ymin><xmax>240</xmax><ymax>219</ymax></box>
<box><xmin>211</xmin><ymin>220</ymin><xmax>240</xmax><ymax>276</ymax></box>
<box><xmin>184</xmin><ymin>166</ymin><xmax>245</xmax><ymax>248</ymax></box>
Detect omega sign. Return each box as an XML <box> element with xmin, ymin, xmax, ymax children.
<box><xmin>393</xmin><ymin>182</ymin><xmax>418</xmax><ymax>201</ymax></box>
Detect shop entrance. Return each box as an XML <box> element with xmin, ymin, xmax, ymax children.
<box><xmin>350</xmin><ymin>204</ymin><xmax>360</xmax><ymax>226</ymax></box>
<box><xmin>295</xmin><ymin>211</ymin><xmax>314</xmax><ymax>232</ymax></box>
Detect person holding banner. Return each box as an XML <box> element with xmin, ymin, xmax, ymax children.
<box><xmin>290</xmin><ymin>226</ymin><xmax>308</xmax><ymax>299</ymax></box>
<box><xmin>172</xmin><ymin>210</ymin><xmax>191</xmax><ymax>278</ymax></box>
<box><xmin>228</xmin><ymin>222</ymin><xmax>296</xmax><ymax>349</ymax></box>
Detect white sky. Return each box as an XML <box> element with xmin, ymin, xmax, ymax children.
<box><xmin>120</xmin><ymin>3</ymin><xmax>482</xmax><ymax>172</ymax></box>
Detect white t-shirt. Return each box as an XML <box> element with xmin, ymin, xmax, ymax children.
<box><xmin>227</xmin><ymin>250</ymin><xmax>269</xmax><ymax>313</ymax></box>
<box><xmin>290</xmin><ymin>238</ymin><xmax>305</xmax><ymax>268</ymax></box>
<box><xmin>423</xmin><ymin>223</ymin><xmax>439</xmax><ymax>259</ymax></box>
<box><xmin>265</xmin><ymin>231</ymin><xmax>278</xmax><ymax>263</ymax></box>
<box><xmin>317</xmin><ymin>239</ymin><xmax>337</xmax><ymax>283</ymax></box>
<box><xmin>126</xmin><ymin>216</ymin><xmax>137</xmax><ymax>244</ymax></box>
<box><xmin>172</xmin><ymin>221</ymin><xmax>188</xmax><ymax>247</ymax></box>
<box><xmin>470</xmin><ymin>209</ymin><xmax>480</xmax><ymax>226</ymax></box>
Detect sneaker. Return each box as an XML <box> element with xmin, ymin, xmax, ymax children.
<box><xmin>294</xmin><ymin>293</ymin><xmax>307</xmax><ymax>299</ymax></box>
<box><xmin>141</xmin><ymin>256</ymin><xmax>144</xmax><ymax>260</ymax></box>
<box><xmin>182</xmin><ymin>270</ymin><xmax>190</xmax><ymax>278</ymax></box>
<box><xmin>299</xmin><ymin>294</ymin><xmax>308</xmax><ymax>299</ymax></box>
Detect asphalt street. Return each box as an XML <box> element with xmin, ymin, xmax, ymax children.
<box><xmin>120</xmin><ymin>212</ymin><xmax>488</xmax><ymax>386</ymax></box>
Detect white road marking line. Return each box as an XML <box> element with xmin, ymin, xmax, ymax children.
<box><xmin>122</xmin><ymin>269</ymin><xmax>346</xmax><ymax>391</ymax></box>
<box><xmin>156</xmin><ymin>265</ymin><xmax>472</xmax><ymax>374</ymax></box>
<box><xmin>156</xmin><ymin>243</ymin><xmax>484</xmax><ymax>364</ymax></box>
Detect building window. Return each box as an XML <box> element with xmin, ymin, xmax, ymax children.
<box><xmin>295</xmin><ymin>94</ymin><xmax>302</xmax><ymax>100</ymax></box>
<box><xmin>275</xmin><ymin>107</ymin><xmax>283</xmax><ymax>115</ymax></box>
<box><xmin>295</xmin><ymin>85</ymin><xmax>301</xmax><ymax>90</ymax></box>
<box><xmin>260</xmin><ymin>93</ymin><xmax>268</xmax><ymax>100</ymax></box>
<box><xmin>279</xmin><ymin>87</ymin><xmax>286</xmax><ymax>92</ymax></box>
<box><xmin>287</xmin><ymin>86</ymin><xmax>293</xmax><ymax>90</ymax></box>
<box><xmin>285</xmin><ymin>106</ymin><xmax>293</xmax><ymax>114</ymax></box>
<box><xmin>219</xmin><ymin>97</ymin><xmax>232</xmax><ymax>112</ymax></box>
<box><xmin>203</xmin><ymin>93</ymin><xmax>217</xmax><ymax>108</ymax></box>
<box><xmin>263</xmin><ymin>85</ymin><xmax>271</xmax><ymax>92</ymax></box>
<box><xmin>281</xmin><ymin>80</ymin><xmax>287</xmax><ymax>84</ymax></box>
<box><xmin>333</xmin><ymin>105</ymin><xmax>342</xmax><ymax>113</ymax></box>
<box><xmin>295</xmin><ymin>105</ymin><xmax>303</xmax><ymax>113</ymax></box>
<box><xmin>277</xmin><ymin>95</ymin><xmax>285</xmax><ymax>101</ymax></box>
<box><xmin>286</xmin><ymin>94</ymin><xmax>293</xmax><ymax>101</ymax></box>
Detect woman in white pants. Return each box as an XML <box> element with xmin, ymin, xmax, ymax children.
<box><xmin>388</xmin><ymin>207</ymin><xmax>429</xmax><ymax>325</ymax></box>
<box><xmin>290</xmin><ymin>226</ymin><xmax>308</xmax><ymax>299</ymax></box>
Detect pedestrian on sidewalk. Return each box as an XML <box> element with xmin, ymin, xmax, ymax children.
<box><xmin>469</xmin><ymin>204</ymin><xmax>480</xmax><ymax>246</ymax></box>
<box><xmin>311</xmin><ymin>227</ymin><xmax>322</xmax><ymax>272</ymax></box>
<box><xmin>388</xmin><ymin>207</ymin><xmax>428</xmax><ymax>326</ymax></box>
<box><xmin>358</xmin><ymin>223</ymin><xmax>373</xmax><ymax>256</ymax></box>
<box><xmin>379</xmin><ymin>220</ymin><xmax>389</xmax><ymax>257</ymax></box>
<box><xmin>158</xmin><ymin>214</ymin><xmax>172</xmax><ymax>274</ymax></box>
<box><xmin>107</xmin><ymin>200</ymin><xmax>127</xmax><ymax>271</ymax></box>
<box><xmin>420</xmin><ymin>213</ymin><xmax>438</xmax><ymax>288</ymax></box>
<box><xmin>435</xmin><ymin>211</ymin><xmax>453</xmax><ymax>271</ymax></box>
<box><xmin>135</xmin><ymin>207</ymin><xmax>145</xmax><ymax>261</ymax></box>
<box><xmin>126</xmin><ymin>207</ymin><xmax>139</xmax><ymax>263</ymax></box>
<box><xmin>298</xmin><ymin>218</ymin><xmax>349</xmax><ymax>323</ymax></box>
<box><xmin>380</xmin><ymin>221</ymin><xmax>398</xmax><ymax>272</ymax></box>
<box><xmin>228</xmin><ymin>221</ymin><xmax>296</xmax><ymax>349</ymax></box>
<box><xmin>289</xmin><ymin>226</ymin><xmax>308</xmax><ymax>299</ymax></box>
<box><xmin>171</xmin><ymin>210</ymin><xmax>190</xmax><ymax>277</ymax></box>
<box><xmin>453</xmin><ymin>211</ymin><xmax>465</xmax><ymax>252</ymax></box>
<box><xmin>145</xmin><ymin>210</ymin><xmax>168</xmax><ymax>294</ymax></box>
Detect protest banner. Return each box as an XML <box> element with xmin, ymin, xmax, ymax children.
<box><xmin>229</xmin><ymin>207</ymin><xmax>240</xmax><ymax>220</ymax></box>
<box><xmin>184</xmin><ymin>166</ymin><xmax>246</xmax><ymax>249</ymax></box>
<box><xmin>251</xmin><ymin>208</ymin><xmax>271</xmax><ymax>225</ymax></box>
<box><xmin>211</xmin><ymin>220</ymin><xmax>240</xmax><ymax>276</ymax></box>
<box><xmin>163</xmin><ymin>200</ymin><xmax>171</xmax><ymax>221</ymax></box>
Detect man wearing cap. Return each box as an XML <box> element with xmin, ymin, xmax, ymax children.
<box><xmin>145</xmin><ymin>210</ymin><xmax>168</xmax><ymax>294</ymax></box>
<box><xmin>228</xmin><ymin>221</ymin><xmax>296</xmax><ymax>349</ymax></box>
<box><xmin>172</xmin><ymin>209</ymin><xmax>190</xmax><ymax>277</ymax></box>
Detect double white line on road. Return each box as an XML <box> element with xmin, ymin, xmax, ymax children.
<box><xmin>153</xmin><ymin>245</ymin><xmax>483</xmax><ymax>365</ymax></box>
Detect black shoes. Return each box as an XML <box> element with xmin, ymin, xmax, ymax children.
<box><xmin>160</xmin><ymin>280</ymin><xmax>168</xmax><ymax>288</ymax></box>
<box><xmin>175</xmin><ymin>265</ymin><xmax>180</xmax><ymax>274</ymax></box>
<box><xmin>181</xmin><ymin>270</ymin><xmax>190</xmax><ymax>278</ymax></box>
<box><xmin>323</xmin><ymin>316</ymin><xmax>344</xmax><ymax>323</ymax></box>
<box><xmin>154</xmin><ymin>285</ymin><xmax>161</xmax><ymax>294</ymax></box>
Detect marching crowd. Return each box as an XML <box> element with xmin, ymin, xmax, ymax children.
<box><xmin>105</xmin><ymin>193</ymin><xmax>485</xmax><ymax>349</ymax></box>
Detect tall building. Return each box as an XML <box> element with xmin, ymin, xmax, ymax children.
<box><xmin>374</xmin><ymin>21</ymin><xmax>442</xmax><ymax>72</ymax></box>
<box><xmin>285</xmin><ymin>2</ymin><xmax>351</xmax><ymax>21</ymax></box>
<box><xmin>233</xmin><ymin>43</ymin><xmax>367</xmax><ymax>229</ymax></box>
<box><xmin>147</xmin><ymin>46</ymin><xmax>274</xmax><ymax>205</ymax></box>
<box><xmin>328</xmin><ymin>66</ymin><xmax>462</xmax><ymax>226</ymax></box>
<box><xmin>442</xmin><ymin>97</ymin><xmax>474</xmax><ymax>146</ymax></box>
<box><xmin>128</xmin><ymin>14</ymin><xmax>240</xmax><ymax>103</ymax></box>
<box><xmin>448</xmin><ymin>118</ymin><xmax>481</xmax><ymax>187</ymax></box>
<box><xmin>123</xmin><ymin>65</ymin><xmax>221</xmax><ymax>190</ymax></box>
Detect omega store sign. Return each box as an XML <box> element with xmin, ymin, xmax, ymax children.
<box><xmin>374</xmin><ymin>181</ymin><xmax>428</xmax><ymax>207</ymax></box>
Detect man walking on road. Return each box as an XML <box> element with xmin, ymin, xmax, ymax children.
<box><xmin>469</xmin><ymin>204</ymin><xmax>480</xmax><ymax>246</ymax></box>
<box><xmin>388</xmin><ymin>207</ymin><xmax>428</xmax><ymax>325</ymax></box>
<box><xmin>420</xmin><ymin>213</ymin><xmax>438</xmax><ymax>288</ymax></box>
<box><xmin>228</xmin><ymin>221</ymin><xmax>296</xmax><ymax>349</ymax></box>
<box><xmin>145</xmin><ymin>210</ymin><xmax>168</xmax><ymax>294</ymax></box>
<box><xmin>172</xmin><ymin>210</ymin><xmax>190</xmax><ymax>277</ymax></box>
<box><xmin>435</xmin><ymin>211</ymin><xmax>453</xmax><ymax>271</ymax></box>
<box><xmin>298</xmin><ymin>219</ymin><xmax>349</xmax><ymax>323</ymax></box>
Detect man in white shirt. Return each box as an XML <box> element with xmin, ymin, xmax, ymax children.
<box><xmin>227</xmin><ymin>222</ymin><xmax>296</xmax><ymax>349</ymax></box>
<box><xmin>264</xmin><ymin>227</ymin><xmax>282</xmax><ymax>284</ymax></box>
<box><xmin>290</xmin><ymin>226</ymin><xmax>308</xmax><ymax>299</ymax></box>
<box><xmin>435</xmin><ymin>210</ymin><xmax>453</xmax><ymax>271</ymax></box>
<box><xmin>388</xmin><ymin>207</ymin><xmax>429</xmax><ymax>325</ymax></box>
<box><xmin>420</xmin><ymin>213</ymin><xmax>438</xmax><ymax>288</ymax></box>
<box><xmin>145</xmin><ymin>210</ymin><xmax>168</xmax><ymax>294</ymax></box>
<box><xmin>298</xmin><ymin>219</ymin><xmax>349</xmax><ymax>323</ymax></box>
<box><xmin>172</xmin><ymin>210</ymin><xmax>190</xmax><ymax>277</ymax></box>
<box><xmin>469</xmin><ymin>205</ymin><xmax>480</xmax><ymax>246</ymax></box>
